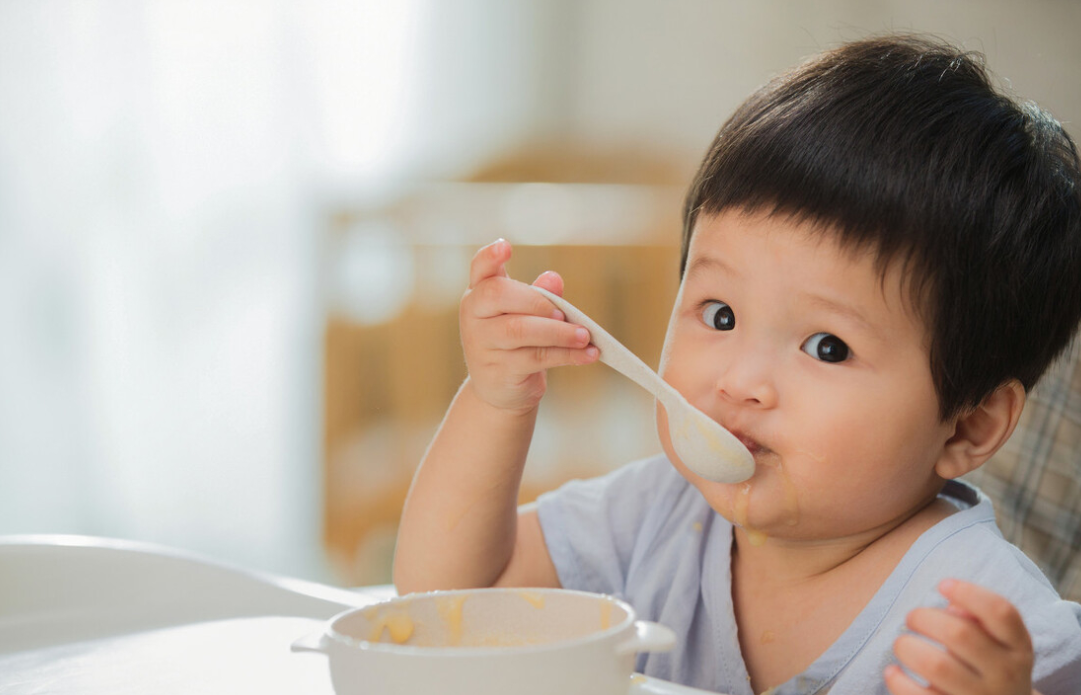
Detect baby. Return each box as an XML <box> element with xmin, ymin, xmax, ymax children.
<box><xmin>394</xmin><ymin>35</ymin><xmax>1081</xmax><ymax>695</ymax></box>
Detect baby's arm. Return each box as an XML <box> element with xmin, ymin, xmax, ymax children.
<box><xmin>393</xmin><ymin>239</ymin><xmax>599</xmax><ymax>595</ymax></box>
<box><xmin>886</xmin><ymin>579</ymin><xmax>1040</xmax><ymax>695</ymax></box>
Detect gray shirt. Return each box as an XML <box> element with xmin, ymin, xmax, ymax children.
<box><xmin>536</xmin><ymin>454</ymin><xmax>1081</xmax><ymax>694</ymax></box>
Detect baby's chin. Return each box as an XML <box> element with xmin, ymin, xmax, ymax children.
<box><xmin>674</xmin><ymin>456</ymin><xmax>803</xmax><ymax>535</ymax></box>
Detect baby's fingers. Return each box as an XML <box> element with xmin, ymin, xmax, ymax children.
<box><xmin>503</xmin><ymin>343</ymin><xmax>600</xmax><ymax>371</ymax></box>
<box><xmin>884</xmin><ymin>663</ymin><xmax>944</xmax><ymax>695</ymax></box>
<box><xmin>939</xmin><ymin>580</ymin><xmax>1032</xmax><ymax>652</ymax></box>
<box><xmin>892</xmin><ymin>631</ymin><xmax>980</xmax><ymax>694</ymax></box>
<box><xmin>904</xmin><ymin>606</ymin><xmax>1000</xmax><ymax>679</ymax></box>
<box><xmin>468</xmin><ymin>239</ymin><xmax>512</xmax><ymax>290</ymax></box>
<box><xmin>486</xmin><ymin>313</ymin><xmax>592</xmax><ymax>353</ymax></box>
<box><xmin>466</xmin><ymin>275</ymin><xmax>567</xmax><ymax>322</ymax></box>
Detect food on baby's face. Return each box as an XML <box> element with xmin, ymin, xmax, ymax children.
<box><xmin>734</xmin><ymin>482</ymin><xmax>769</xmax><ymax>546</ymax></box>
<box><xmin>727</xmin><ymin>457</ymin><xmax>802</xmax><ymax>546</ymax></box>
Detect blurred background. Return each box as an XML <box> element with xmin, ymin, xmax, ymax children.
<box><xmin>1</xmin><ymin>0</ymin><xmax>1078</xmax><ymax>586</ymax></box>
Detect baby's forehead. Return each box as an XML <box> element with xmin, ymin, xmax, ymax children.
<box><xmin>687</xmin><ymin>209</ymin><xmax>932</xmax><ymax>322</ymax></box>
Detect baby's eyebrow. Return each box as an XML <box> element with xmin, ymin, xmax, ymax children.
<box><xmin>802</xmin><ymin>292</ymin><xmax>878</xmax><ymax>337</ymax></box>
<box><xmin>686</xmin><ymin>254</ymin><xmax>738</xmax><ymax>280</ymax></box>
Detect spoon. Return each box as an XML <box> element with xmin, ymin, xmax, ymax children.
<box><xmin>533</xmin><ymin>286</ymin><xmax>755</xmax><ymax>483</ymax></box>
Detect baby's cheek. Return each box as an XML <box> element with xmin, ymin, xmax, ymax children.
<box><xmin>657</xmin><ymin>402</ymin><xmax>742</xmax><ymax>518</ymax></box>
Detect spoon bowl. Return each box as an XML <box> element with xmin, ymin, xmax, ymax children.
<box><xmin>534</xmin><ymin>287</ymin><xmax>754</xmax><ymax>483</ymax></box>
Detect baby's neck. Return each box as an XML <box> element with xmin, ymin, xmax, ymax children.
<box><xmin>730</xmin><ymin>497</ymin><xmax>957</xmax><ymax>692</ymax></box>
<box><xmin>733</xmin><ymin>495</ymin><xmax>954</xmax><ymax>583</ymax></box>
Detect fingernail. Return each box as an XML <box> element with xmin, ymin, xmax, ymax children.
<box><xmin>575</xmin><ymin>327</ymin><xmax>589</xmax><ymax>344</ymax></box>
<box><xmin>939</xmin><ymin>578</ymin><xmax>957</xmax><ymax>595</ymax></box>
<box><xmin>551</xmin><ymin>309</ymin><xmax>565</xmax><ymax>321</ymax></box>
<box><xmin>585</xmin><ymin>346</ymin><xmax>599</xmax><ymax>360</ymax></box>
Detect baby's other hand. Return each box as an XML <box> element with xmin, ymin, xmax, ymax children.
<box><xmin>886</xmin><ymin>579</ymin><xmax>1035</xmax><ymax>695</ymax></box>
<box><xmin>460</xmin><ymin>239</ymin><xmax>598</xmax><ymax>414</ymax></box>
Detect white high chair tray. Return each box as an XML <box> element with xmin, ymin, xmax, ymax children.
<box><xmin>0</xmin><ymin>536</ymin><xmax>718</xmax><ymax>694</ymax></box>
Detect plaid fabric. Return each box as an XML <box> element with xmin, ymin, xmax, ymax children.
<box><xmin>964</xmin><ymin>338</ymin><xmax>1081</xmax><ymax>602</ymax></box>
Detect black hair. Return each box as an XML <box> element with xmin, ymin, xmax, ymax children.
<box><xmin>682</xmin><ymin>34</ymin><xmax>1081</xmax><ymax>420</ymax></box>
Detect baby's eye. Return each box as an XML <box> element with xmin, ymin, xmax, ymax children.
<box><xmin>801</xmin><ymin>333</ymin><xmax>850</xmax><ymax>363</ymax></box>
<box><xmin>701</xmin><ymin>301</ymin><xmax>735</xmax><ymax>331</ymax></box>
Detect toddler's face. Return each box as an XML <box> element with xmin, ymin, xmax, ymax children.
<box><xmin>657</xmin><ymin>209</ymin><xmax>957</xmax><ymax>545</ymax></box>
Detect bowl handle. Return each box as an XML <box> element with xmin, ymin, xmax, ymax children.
<box><xmin>291</xmin><ymin>630</ymin><xmax>330</xmax><ymax>655</ymax></box>
<box><xmin>615</xmin><ymin>620</ymin><xmax>676</xmax><ymax>656</ymax></box>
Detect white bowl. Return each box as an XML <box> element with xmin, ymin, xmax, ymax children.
<box><xmin>292</xmin><ymin>587</ymin><xmax>676</xmax><ymax>695</ymax></box>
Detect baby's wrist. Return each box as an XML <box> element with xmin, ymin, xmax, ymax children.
<box><xmin>462</xmin><ymin>376</ymin><xmax>541</xmax><ymax>421</ymax></box>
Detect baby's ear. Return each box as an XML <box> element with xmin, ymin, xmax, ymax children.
<box><xmin>936</xmin><ymin>380</ymin><xmax>1026</xmax><ymax>480</ymax></box>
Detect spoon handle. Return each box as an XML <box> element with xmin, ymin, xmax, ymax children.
<box><xmin>532</xmin><ymin>286</ymin><xmax>676</xmax><ymax>408</ymax></box>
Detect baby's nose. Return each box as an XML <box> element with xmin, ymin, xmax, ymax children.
<box><xmin>714</xmin><ymin>349</ymin><xmax>778</xmax><ymax>408</ymax></box>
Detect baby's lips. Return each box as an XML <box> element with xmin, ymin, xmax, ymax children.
<box><xmin>726</xmin><ymin>428</ymin><xmax>763</xmax><ymax>456</ymax></box>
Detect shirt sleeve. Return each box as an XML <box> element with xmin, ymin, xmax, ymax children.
<box><xmin>1030</xmin><ymin>598</ymin><xmax>1081</xmax><ymax>694</ymax></box>
<box><xmin>898</xmin><ymin>517</ymin><xmax>1081</xmax><ymax>695</ymax></box>
<box><xmin>534</xmin><ymin>454</ymin><xmax>678</xmax><ymax>597</ymax></box>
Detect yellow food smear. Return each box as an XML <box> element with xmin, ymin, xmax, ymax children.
<box><xmin>734</xmin><ymin>482</ymin><xmax>769</xmax><ymax>546</ymax></box>
<box><xmin>517</xmin><ymin>591</ymin><xmax>546</xmax><ymax>609</ymax></box>
<box><xmin>367</xmin><ymin>610</ymin><xmax>415</xmax><ymax>644</ymax></box>
<box><xmin>630</xmin><ymin>674</ymin><xmax>648</xmax><ymax>685</ymax></box>
<box><xmin>693</xmin><ymin>413</ymin><xmax>722</xmax><ymax>448</ymax></box>
<box><xmin>599</xmin><ymin>599</ymin><xmax>613</xmax><ymax>630</ymax></box>
<box><xmin>436</xmin><ymin>594</ymin><xmax>468</xmax><ymax>646</ymax></box>
<box><xmin>734</xmin><ymin>482</ymin><xmax>751</xmax><ymax>527</ymax></box>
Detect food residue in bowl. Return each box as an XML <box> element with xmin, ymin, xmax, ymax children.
<box><xmin>436</xmin><ymin>594</ymin><xmax>468</xmax><ymax>646</ymax></box>
<box><xmin>516</xmin><ymin>591</ymin><xmax>546</xmax><ymax>609</ymax></box>
<box><xmin>599</xmin><ymin>598</ymin><xmax>613</xmax><ymax>631</ymax></box>
<box><xmin>359</xmin><ymin>591</ymin><xmax>624</xmax><ymax>649</ymax></box>
<box><xmin>366</xmin><ymin>610</ymin><xmax>415</xmax><ymax>644</ymax></box>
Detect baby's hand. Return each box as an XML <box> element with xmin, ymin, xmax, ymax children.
<box><xmin>886</xmin><ymin>579</ymin><xmax>1035</xmax><ymax>695</ymax></box>
<box><xmin>460</xmin><ymin>239</ymin><xmax>598</xmax><ymax>414</ymax></box>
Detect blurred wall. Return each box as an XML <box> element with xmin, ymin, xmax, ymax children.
<box><xmin>0</xmin><ymin>0</ymin><xmax>1077</xmax><ymax>583</ymax></box>
<box><xmin>568</xmin><ymin>0</ymin><xmax>1081</xmax><ymax>168</ymax></box>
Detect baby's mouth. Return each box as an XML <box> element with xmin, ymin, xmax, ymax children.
<box><xmin>728</xmin><ymin>429</ymin><xmax>768</xmax><ymax>458</ymax></box>
<box><xmin>722</xmin><ymin>425</ymin><xmax>773</xmax><ymax>460</ymax></box>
